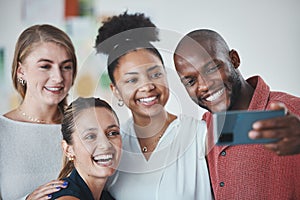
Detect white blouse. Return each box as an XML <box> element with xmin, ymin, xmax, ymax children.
<box><xmin>106</xmin><ymin>115</ymin><xmax>213</xmax><ymax>200</ymax></box>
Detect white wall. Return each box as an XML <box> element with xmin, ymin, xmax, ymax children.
<box><xmin>1</xmin><ymin>0</ymin><xmax>299</xmax><ymax>118</ymax></box>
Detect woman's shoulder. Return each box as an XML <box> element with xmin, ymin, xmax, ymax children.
<box><xmin>51</xmin><ymin>176</ymin><xmax>81</xmax><ymax>199</ymax></box>
<box><xmin>1</xmin><ymin>109</ymin><xmax>19</xmax><ymax>123</ymax></box>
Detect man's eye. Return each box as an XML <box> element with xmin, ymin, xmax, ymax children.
<box><xmin>183</xmin><ymin>77</ymin><xmax>196</xmax><ymax>87</ymax></box>
<box><xmin>205</xmin><ymin>64</ymin><xmax>220</xmax><ymax>74</ymax></box>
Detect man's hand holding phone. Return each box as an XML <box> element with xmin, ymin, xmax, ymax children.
<box><xmin>249</xmin><ymin>102</ymin><xmax>300</xmax><ymax>155</ymax></box>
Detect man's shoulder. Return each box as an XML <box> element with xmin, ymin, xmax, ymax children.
<box><xmin>269</xmin><ymin>91</ymin><xmax>300</xmax><ymax>115</ymax></box>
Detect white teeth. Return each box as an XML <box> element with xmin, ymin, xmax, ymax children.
<box><xmin>139</xmin><ymin>96</ymin><xmax>156</xmax><ymax>103</ymax></box>
<box><xmin>46</xmin><ymin>87</ymin><xmax>61</xmax><ymax>91</ymax></box>
<box><xmin>206</xmin><ymin>88</ymin><xmax>224</xmax><ymax>102</ymax></box>
<box><xmin>93</xmin><ymin>154</ymin><xmax>113</xmax><ymax>162</ymax></box>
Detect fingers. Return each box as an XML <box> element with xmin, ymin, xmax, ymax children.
<box><xmin>249</xmin><ymin>127</ymin><xmax>285</xmax><ymax>139</ymax></box>
<box><xmin>264</xmin><ymin>136</ymin><xmax>300</xmax><ymax>156</ymax></box>
<box><xmin>269</xmin><ymin>102</ymin><xmax>288</xmax><ymax>114</ymax></box>
<box><xmin>252</xmin><ymin>102</ymin><xmax>287</xmax><ymax>131</ymax></box>
<box><xmin>248</xmin><ymin>108</ymin><xmax>300</xmax><ymax>156</ymax></box>
<box><xmin>26</xmin><ymin>180</ymin><xmax>68</xmax><ymax>200</ymax></box>
<box><xmin>252</xmin><ymin>115</ymin><xmax>286</xmax><ymax>130</ymax></box>
<box><xmin>250</xmin><ymin>115</ymin><xmax>299</xmax><ymax>139</ymax></box>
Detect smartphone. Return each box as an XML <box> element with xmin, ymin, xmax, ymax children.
<box><xmin>213</xmin><ymin>109</ymin><xmax>285</xmax><ymax>146</ymax></box>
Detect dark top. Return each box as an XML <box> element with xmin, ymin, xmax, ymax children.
<box><xmin>51</xmin><ymin>169</ymin><xmax>115</xmax><ymax>200</ymax></box>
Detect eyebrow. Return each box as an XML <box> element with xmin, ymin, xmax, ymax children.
<box><xmin>107</xmin><ymin>124</ymin><xmax>120</xmax><ymax>129</ymax></box>
<box><xmin>124</xmin><ymin>65</ymin><xmax>161</xmax><ymax>76</ymax></box>
<box><xmin>37</xmin><ymin>58</ymin><xmax>73</xmax><ymax>65</ymax></box>
<box><xmin>124</xmin><ymin>71</ymin><xmax>138</xmax><ymax>76</ymax></box>
<box><xmin>146</xmin><ymin>65</ymin><xmax>160</xmax><ymax>73</ymax></box>
<box><xmin>80</xmin><ymin>124</ymin><xmax>119</xmax><ymax>134</ymax></box>
<box><xmin>80</xmin><ymin>128</ymin><xmax>98</xmax><ymax>135</ymax></box>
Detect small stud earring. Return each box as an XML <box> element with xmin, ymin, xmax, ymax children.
<box><xmin>68</xmin><ymin>155</ymin><xmax>74</xmax><ymax>161</ymax></box>
<box><xmin>118</xmin><ymin>99</ymin><xmax>124</xmax><ymax>107</ymax></box>
<box><xmin>17</xmin><ymin>77</ymin><xmax>26</xmax><ymax>86</ymax></box>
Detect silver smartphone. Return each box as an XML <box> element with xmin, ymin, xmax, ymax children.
<box><xmin>213</xmin><ymin>109</ymin><xmax>285</xmax><ymax>146</ymax></box>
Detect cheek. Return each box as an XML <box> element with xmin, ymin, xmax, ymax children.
<box><xmin>112</xmin><ymin>138</ymin><xmax>122</xmax><ymax>153</ymax></box>
<box><xmin>120</xmin><ymin>86</ymin><xmax>135</xmax><ymax>101</ymax></box>
<box><xmin>75</xmin><ymin>141</ymin><xmax>94</xmax><ymax>156</ymax></box>
<box><xmin>218</xmin><ymin>68</ymin><xmax>232</xmax><ymax>82</ymax></box>
<box><xmin>157</xmin><ymin>76</ymin><xmax>169</xmax><ymax>87</ymax></box>
<box><xmin>156</xmin><ymin>79</ymin><xmax>169</xmax><ymax>93</ymax></box>
<box><xmin>112</xmin><ymin>137</ymin><xmax>122</xmax><ymax>148</ymax></box>
<box><xmin>63</xmin><ymin>72</ymin><xmax>74</xmax><ymax>83</ymax></box>
<box><xmin>185</xmin><ymin>86</ymin><xmax>197</xmax><ymax>97</ymax></box>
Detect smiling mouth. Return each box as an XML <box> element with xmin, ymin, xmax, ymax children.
<box><xmin>138</xmin><ymin>96</ymin><xmax>158</xmax><ymax>104</ymax></box>
<box><xmin>205</xmin><ymin>88</ymin><xmax>225</xmax><ymax>102</ymax></box>
<box><xmin>93</xmin><ymin>154</ymin><xmax>113</xmax><ymax>166</ymax></box>
<box><xmin>45</xmin><ymin>87</ymin><xmax>63</xmax><ymax>92</ymax></box>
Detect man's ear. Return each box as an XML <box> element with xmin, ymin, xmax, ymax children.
<box><xmin>61</xmin><ymin>140</ymin><xmax>74</xmax><ymax>158</ymax></box>
<box><xmin>229</xmin><ymin>49</ymin><xmax>240</xmax><ymax>69</ymax></box>
<box><xmin>110</xmin><ymin>83</ymin><xmax>122</xmax><ymax>101</ymax></box>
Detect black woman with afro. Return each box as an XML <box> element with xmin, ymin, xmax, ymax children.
<box><xmin>94</xmin><ymin>11</ymin><xmax>213</xmax><ymax>200</ymax></box>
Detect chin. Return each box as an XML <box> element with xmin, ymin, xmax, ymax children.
<box><xmin>97</xmin><ymin>169</ymin><xmax>116</xmax><ymax>178</ymax></box>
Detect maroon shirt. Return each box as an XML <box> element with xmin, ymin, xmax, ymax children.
<box><xmin>204</xmin><ymin>76</ymin><xmax>300</xmax><ymax>200</ymax></box>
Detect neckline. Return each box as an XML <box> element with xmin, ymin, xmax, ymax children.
<box><xmin>0</xmin><ymin>115</ymin><xmax>61</xmax><ymax>127</ymax></box>
<box><xmin>134</xmin><ymin>116</ymin><xmax>179</xmax><ymax>162</ymax></box>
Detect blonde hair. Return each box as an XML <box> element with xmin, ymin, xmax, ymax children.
<box><xmin>12</xmin><ymin>24</ymin><xmax>77</xmax><ymax>111</ymax></box>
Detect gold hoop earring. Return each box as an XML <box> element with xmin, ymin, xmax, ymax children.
<box><xmin>118</xmin><ymin>99</ymin><xmax>124</xmax><ymax>107</ymax></box>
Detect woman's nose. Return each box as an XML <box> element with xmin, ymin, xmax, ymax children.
<box><xmin>51</xmin><ymin>67</ymin><xmax>63</xmax><ymax>83</ymax></box>
<box><xmin>138</xmin><ymin>82</ymin><xmax>155</xmax><ymax>92</ymax></box>
<box><xmin>97</xmin><ymin>136</ymin><xmax>112</xmax><ymax>150</ymax></box>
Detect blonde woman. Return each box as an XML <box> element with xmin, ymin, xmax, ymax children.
<box><xmin>0</xmin><ymin>24</ymin><xmax>77</xmax><ymax>200</ymax></box>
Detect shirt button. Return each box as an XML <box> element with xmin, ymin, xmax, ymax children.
<box><xmin>221</xmin><ymin>151</ymin><xmax>226</xmax><ymax>156</ymax></box>
<box><xmin>220</xmin><ymin>182</ymin><xmax>225</xmax><ymax>187</ymax></box>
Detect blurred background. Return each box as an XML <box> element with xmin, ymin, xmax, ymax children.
<box><xmin>0</xmin><ymin>0</ymin><xmax>299</xmax><ymax>121</ymax></box>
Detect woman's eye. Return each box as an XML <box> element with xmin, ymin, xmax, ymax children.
<box><xmin>84</xmin><ymin>133</ymin><xmax>96</xmax><ymax>140</ymax></box>
<box><xmin>62</xmin><ymin>65</ymin><xmax>73</xmax><ymax>71</ymax></box>
<box><xmin>40</xmin><ymin>65</ymin><xmax>50</xmax><ymax>69</ymax></box>
<box><xmin>126</xmin><ymin>78</ymin><xmax>137</xmax><ymax>83</ymax></box>
<box><xmin>151</xmin><ymin>72</ymin><xmax>163</xmax><ymax>79</ymax></box>
<box><xmin>107</xmin><ymin>131</ymin><xmax>120</xmax><ymax>137</ymax></box>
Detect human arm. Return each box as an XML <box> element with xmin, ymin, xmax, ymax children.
<box><xmin>249</xmin><ymin>102</ymin><xmax>300</xmax><ymax>155</ymax></box>
<box><xmin>25</xmin><ymin>180</ymin><xmax>68</xmax><ymax>200</ymax></box>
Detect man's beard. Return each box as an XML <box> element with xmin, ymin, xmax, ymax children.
<box><xmin>227</xmin><ymin>69</ymin><xmax>242</xmax><ymax>111</ymax></box>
